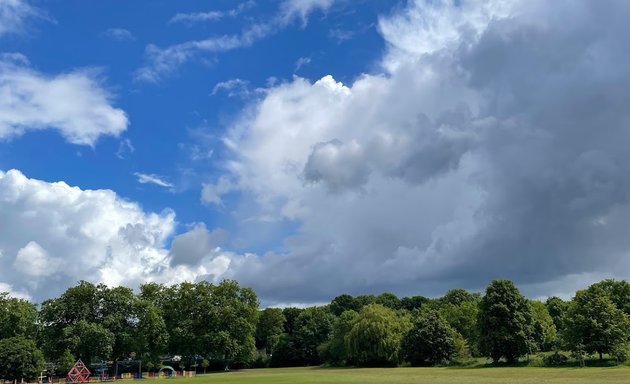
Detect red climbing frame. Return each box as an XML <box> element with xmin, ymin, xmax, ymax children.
<box><xmin>67</xmin><ymin>359</ymin><xmax>91</xmax><ymax>383</ymax></box>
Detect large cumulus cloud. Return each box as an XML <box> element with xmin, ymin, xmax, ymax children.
<box><xmin>199</xmin><ymin>0</ymin><xmax>630</xmax><ymax>304</ymax></box>
<box><xmin>0</xmin><ymin>169</ymin><xmax>232</xmax><ymax>301</ymax></box>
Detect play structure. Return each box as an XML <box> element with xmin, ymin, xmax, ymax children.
<box><xmin>66</xmin><ymin>360</ymin><xmax>91</xmax><ymax>384</ymax></box>
<box><xmin>115</xmin><ymin>360</ymin><xmax>142</xmax><ymax>380</ymax></box>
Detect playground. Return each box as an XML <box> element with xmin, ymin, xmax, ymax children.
<box><xmin>53</xmin><ymin>363</ymin><xmax>630</xmax><ymax>384</ymax></box>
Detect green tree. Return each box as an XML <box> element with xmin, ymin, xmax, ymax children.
<box><xmin>545</xmin><ymin>296</ymin><xmax>568</xmax><ymax>335</ymax></box>
<box><xmin>0</xmin><ymin>293</ymin><xmax>38</xmax><ymax>339</ymax></box>
<box><xmin>400</xmin><ymin>296</ymin><xmax>430</xmax><ymax>312</ymax></box>
<box><xmin>590</xmin><ymin>279</ymin><xmax>630</xmax><ymax>316</ymax></box>
<box><xmin>376</xmin><ymin>293</ymin><xmax>401</xmax><ymax>310</ymax></box>
<box><xmin>329</xmin><ymin>294</ymin><xmax>360</xmax><ymax>316</ymax></box>
<box><xmin>256</xmin><ymin>308</ymin><xmax>285</xmax><ymax>355</ymax></box>
<box><xmin>563</xmin><ymin>284</ymin><xmax>630</xmax><ymax>361</ymax></box>
<box><xmin>347</xmin><ymin>304</ymin><xmax>411</xmax><ymax>366</ymax></box>
<box><xmin>440</xmin><ymin>289</ymin><xmax>481</xmax><ymax>306</ymax></box>
<box><xmin>281</xmin><ymin>307</ymin><xmax>303</xmax><ymax>336</ymax></box>
<box><xmin>477</xmin><ymin>280</ymin><xmax>535</xmax><ymax>363</ymax></box>
<box><xmin>200</xmin><ymin>358</ymin><xmax>209</xmax><ymax>374</ymax></box>
<box><xmin>321</xmin><ymin>310</ymin><xmax>358</xmax><ymax>366</ymax></box>
<box><xmin>293</xmin><ymin>307</ymin><xmax>335</xmax><ymax>365</ymax></box>
<box><xmin>0</xmin><ymin>336</ymin><xmax>44</xmax><ymax>382</ymax></box>
<box><xmin>55</xmin><ymin>350</ymin><xmax>75</xmax><ymax>376</ymax></box>
<box><xmin>134</xmin><ymin>300</ymin><xmax>168</xmax><ymax>361</ymax></box>
<box><xmin>529</xmin><ymin>300</ymin><xmax>557</xmax><ymax>351</ymax></box>
<box><xmin>62</xmin><ymin>320</ymin><xmax>115</xmax><ymax>363</ymax></box>
<box><xmin>402</xmin><ymin>309</ymin><xmax>457</xmax><ymax>366</ymax></box>
<box><xmin>439</xmin><ymin>301</ymin><xmax>480</xmax><ymax>356</ymax></box>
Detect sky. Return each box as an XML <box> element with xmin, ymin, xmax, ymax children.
<box><xmin>1</xmin><ymin>0</ymin><xmax>630</xmax><ymax>306</ymax></box>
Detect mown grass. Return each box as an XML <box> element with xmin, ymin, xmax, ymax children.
<box><xmin>167</xmin><ymin>366</ymin><xmax>630</xmax><ymax>384</ymax></box>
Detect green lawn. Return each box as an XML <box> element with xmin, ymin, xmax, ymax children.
<box><xmin>170</xmin><ymin>366</ymin><xmax>630</xmax><ymax>384</ymax></box>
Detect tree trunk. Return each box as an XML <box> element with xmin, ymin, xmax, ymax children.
<box><xmin>599</xmin><ymin>351</ymin><xmax>603</xmax><ymax>361</ymax></box>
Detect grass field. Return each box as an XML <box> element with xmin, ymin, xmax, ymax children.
<box><xmin>170</xmin><ymin>366</ymin><xmax>630</xmax><ymax>384</ymax></box>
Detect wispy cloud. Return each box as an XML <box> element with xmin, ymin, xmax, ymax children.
<box><xmin>136</xmin><ymin>0</ymin><xmax>335</xmax><ymax>83</ymax></box>
<box><xmin>0</xmin><ymin>0</ymin><xmax>46</xmax><ymax>37</ymax></box>
<box><xmin>294</xmin><ymin>56</ymin><xmax>311</xmax><ymax>72</ymax></box>
<box><xmin>212</xmin><ymin>78</ymin><xmax>251</xmax><ymax>98</ymax></box>
<box><xmin>116</xmin><ymin>138</ymin><xmax>135</xmax><ymax>159</ymax></box>
<box><xmin>169</xmin><ymin>0</ymin><xmax>255</xmax><ymax>25</ymax></box>
<box><xmin>100</xmin><ymin>28</ymin><xmax>135</xmax><ymax>41</ymax></box>
<box><xmin>134</xmin><ymin>172</ymin><xmax>174</xmax><ymax>189</ymax></box>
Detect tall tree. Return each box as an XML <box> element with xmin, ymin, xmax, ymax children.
<box><xmin>347</xmin><ymin>304</ymin><xmax>411</xmax><ymax>366</ymax></box>
<box><xmin>563</xmin><ymin>284</ymin><xmax>630</xmax><ymax>360</ymax></box>
<box><xmin>477</xmin><ymin>280</ymin><xmax>535</xmax><ymax>363</ymax></box>
<box><xmin>439</xmin><ymin>301</ymin><xmax>480</xmax><ymax>356</ymax></box>
<box><xmin>256</xmin><ymin>308</ymin><xmax>285</xmax><ymax>355</ymax></box>
<box><xmin>0</xmin><ymin>336</ymin><xmax>44</xmax><ymax>382</ymax></box>
<box><xmin>590</xmin><ymin>279</ymin><xmax>630</xmax><ymax>316</ymax></box>
<box><xmin>329</xmin><ymin>294</ymin><xmax>360</xmax><ymax>316</ymax></box>
<box><xmin>402</xmin><ymin>309</ymin><xmax>457</xmax><ymax>366</ymax></box>
<box><xmin>0</xmin><ymin>293</ymin><xmax>38</xmax><ymax>339</ymax></box>
<box><xmin>293</xmin><ymin>307</ymin><xmax>335</xmax><ymax>365</ymax></box>
<box><xmin>529</xmin><ymin>300</ymin><xmax>557</xmax><ymax>352</ymax></box>
<box><xmin>400</xmin><ymin>296</ymin><xmax>430</xmax><ymax>312</ymax></box>
<box><xmin>545</xmin><ymin>296</ymin><xmax>568</xmax><ymax>335</ymax></box>
<box><xmin>321</xmin><ymin>310</ymin><xmax>358</xmax><ymax>366</ymax></box>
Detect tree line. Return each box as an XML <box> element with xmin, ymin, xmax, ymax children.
<box><xmin>1</xmin><ymin>278</ymin><xmax>629</xmax><ymax>381</ymax></box>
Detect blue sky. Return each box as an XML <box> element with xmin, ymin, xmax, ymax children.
<box><xmin>0</xmin><ymin>0</ymin><xmax>388</xmax><ymax>247</ymax></box>
<box><xmin>2</xmin><ymin>0</ymin><xmax>630</xmax><ymax>305</ymax></box>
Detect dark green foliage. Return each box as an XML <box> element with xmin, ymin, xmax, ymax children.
<box><xmin>62</xmin><ymin>320</ymin><xmax>114</xmax><ymax>363</ymax></box>
<box><xmin>400</xmin><ymin>296</ymin><xmax>430</xmax><ymax>312</ymax></box>
<box><xmin>543</xmin><ymin>351</ymin><xmax>568</xmax><ymax>366</ymax></box>
<box><xmin>440</xmin><ymin>289</ymin><xmax>481</xmax><ymax>306</ymax></box>
<box><xmin>529</xmin><ymin>300</ymin><xmax>557</xmax><ymax>352</ymax></box>
<box><xmin>347</xmin><ymin>304</ymin><xmax>411</xmax><ymax>366</ymax></box>
<box><xmin>354</xmin><ymin>295</ymin><xmax>377</xmax><ymax>308</ymax></box>
<box><xmin>281</xmin><ymin>307</ymin><xmax>303</xmax><ymax>336</ymax></box>
<box><xmin>320</xmin><ymin>310</ymin><xmax>357</xmax><ymax>366</ymax></box>
<box><xmin>439</xmin><ymin>301</ymin><xmax>480</xmax><ymax>356</ymax></box>
<box><xmin>293</xmin><ymin>307</ymin><xmax>335</xmax><ymax>365</ymax></box>
<box><xmin>563</xmin><ymin>284</ymin><xmax>630</xmax><ymax>360</ymax></box>
<box><xmin>477</xmin><ymin>280</ymin><xmax>535</xmax><ymax>363</ymax></box>
<box><xmin>402</xmin><ymin>309</ymin><xmax>456</xmax><ymax>366</ymax></box>
<box><xmin>330</xmin><ymin>294</ymin><xmax>361</xmax><ymax>316</ymax></box>
<box><xmin>0</xmin><ymin>293</ymin><xmax>38</xmax><ymax>339</ymax></box>
<box><xmin>0</xmin><ymin>336</ymin><xmax>44</xmax><ymax>381</ymax></box>
<box><xmin>590</xmin><ymin>279</ymin><xmax>630</xmax><ymax>316</ymax></box>
<box><xmin>55</xmin><ymin>350</ymin><xmax>75</xmax><ymax>376</ymax></box>
<box><xmin>545</xmin><ymin>296</ymin><xmax>568</xmax><ymax>335</ymax></box>
<box><xmin>376</xmin><ymin>293</ymin><xmax>402</xmax><ymax>310</ymax></box>
<box><xmin>256</xmin><ymin>308</ymin><xmax>285</xmax><ymax>355</ymax></box>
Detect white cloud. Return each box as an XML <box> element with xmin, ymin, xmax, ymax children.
<box><xmin>201</xmin><ymin>176</ymin><xmax>236</xmax><ymax>206</ymax></box>
<box><xmin>192</xmin><ymin>0</ymin><xmax>630</xmax><ymax>304</ymax></box>
<box><xmin>137</xmin><ymin>0</ymin><xmax>335</xmax><ymax>83</ymax></box>
<box><xmin>0</xmin><ymin>0</ymin><xmax>43</xmax><ymax>37</ymax></box>
<box><xmin>294</xmin><ymin>56</ymin><xmax>311</xmax><ymax>72</ymax></box>
<box><xmin>116</xmin><ymin>138</ymin><xmax>135</xmax><ymax>159</ymax></box>
<box><xmin>0</xmin><ymin>55</ymin><xmax>128</xmax><ymax>146</ymax></box>
<box><xmin>0</xmin><ymin>169</ymin><xmax>239</xmax><ymax>301</ymax></box>
<box><xmin>100</xmin><ymin>28</ymin><xmax>135</xmax><ymax>41</ymax></box>
<box><xmin>13</xmin><ymin>241</ymin><xmax>60</xmax><ymax>277</ymax></box>
<box><xmin>169</xmin><ymin>1</ymin><xmax>255</xmax><ymax>25</ymax></box>
<box><xmin>212</xmin><ymin>78</ymin><xmax>251</xmax><ymax>98</ymax></box>
<box><xmin>134</xmin><ymin>172</ymin><xmax>174</xmax><ymax>189</ymax></box>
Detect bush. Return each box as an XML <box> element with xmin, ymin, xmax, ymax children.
<box><xmin>527</xmin><ymin>355</ymin><xmax>545</xmax><ymax>367</ymax></box>
<box><xmin>543</xmin><ymin>352</ymin><xmax>568</xmax><ymax>366</ymax></box>
<box><xmin>611</xmin><ymin>343</ymin><xmax>630</xmax><ymax>365</ymax></box>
